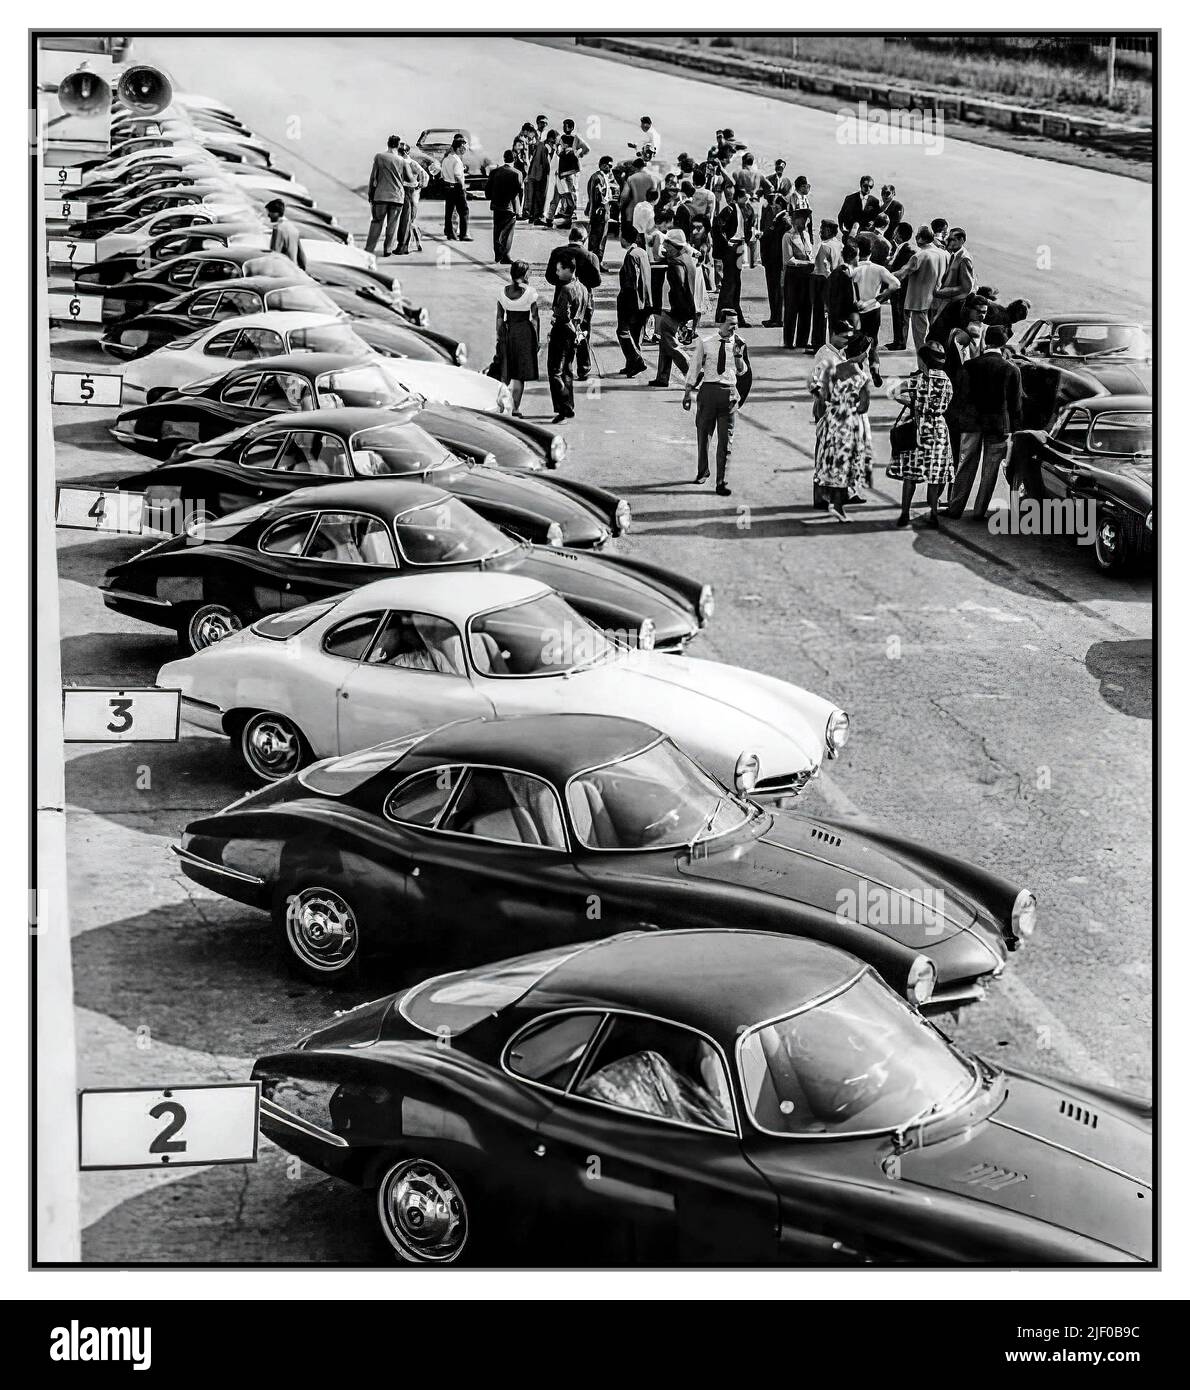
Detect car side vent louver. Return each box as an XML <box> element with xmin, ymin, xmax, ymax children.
<box><xmin>1059</xmin><ymin>1099</ymin><xmax>1099</xmax><ymax>1129</ymax></box>
<box><xmin>810</xmin><ymin>826</ymin><xmax>842</xmax><ymax>848</ymax></box>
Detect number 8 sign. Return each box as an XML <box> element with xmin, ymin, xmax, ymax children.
<box><xmin>79</xmin><ymin>1083</ymin><xmax>261</xmax><ymax>1170</ymax></box>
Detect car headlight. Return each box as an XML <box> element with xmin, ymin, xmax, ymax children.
<box><xmin>906</xmin><ymin>955</ymin><xmax>937</xmax><ymax>1007</ymax></box>
<box><xmin>346</xmin><ymin>231</ymin><xmax>356</xmax><ymax>247</ymax></box>
<box><xmin>638</xmin><ymin>618</ymin><xmax>656</xmax><ymax>652</ymax></box>
<box><xmin>546</xmin><ymin>522</ymin><xmax>564</xmax><ymax>547</ymax></box>
<box><xmin>734</xmin><ymin>750</ymin><xmax>760</xmax><ymax>795</ymax></box>
<box><xmin>1146</xmin><ymin>509</ymin><xmax>1153</xmax><ymax>532</ymax></box>
<box><xmin>496</xmin><ymin>384</ymin><xmax>513</xmax><ymax>414</ymax></box>
<box><xmin>697</xmin><ymin>584</ymin><xmax>715</xmax><ymax>624</ymax></box>
<box><xmin>614</xmin><ymin>499</ymin><xmax>631</xmax><ymax>533</ymax></box>
<box><xmin>825</xmin><ymin>709</ymin><xmax>850</xmax><ymax>756</ymax></box>
<box><xmin>414</xmin><ymin>307</ymin><xmax>428</xmax><ymax>327</ymax></box>
<box><xmin>482</xmin><ymin>451</ymin><xmax>497</xmax><ymax>469</ymax></box>
<box><xmin>549</xmin><ymin>434</ymin><xmax>567</xmax><ymax>465</ymax></box>
<box><xmin>454</xmin><ymin>342</ymin><xmax>468</xmax><ymax>366</ymax></box>
<box><xmin>1010</xmin><ymin>889</ymin><xmax>1038</xmax><ymax>942</ymax></box>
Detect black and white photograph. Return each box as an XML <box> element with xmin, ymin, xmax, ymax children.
<box><xmin>23</xmin><ymin>11</ymin><xmax>1171</xmax><ymax>1323</ymax></box>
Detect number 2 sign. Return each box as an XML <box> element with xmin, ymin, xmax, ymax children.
<box><xmin>78</xmin><ymin>1083</ymin><xmax>261</xmax><ymax>1170</ymax></box>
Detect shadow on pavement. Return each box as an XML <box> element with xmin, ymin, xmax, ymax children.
<box><xmin>1085</xmin><ymin>638</ymin><xmax>1152</xmax><ymax>719</ymax></box>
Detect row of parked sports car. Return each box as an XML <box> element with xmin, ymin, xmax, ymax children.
<box><xmin>58</xmin><ymin>86</ymin><xmax>1151</xmax><ymax>1266</ymax></box>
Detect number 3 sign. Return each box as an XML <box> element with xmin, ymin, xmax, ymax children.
<box><xmin>62</xmin><ymin>687</ymin><xmax>181</xmax><ymax>743</ymax></box>
<box><xmin>79</xmin><ymin>1083</ymin><xmax>261</xmax><ymax>1170</ymax></box>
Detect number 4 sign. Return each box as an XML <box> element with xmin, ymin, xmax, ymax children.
<box><xmin>62</xmin><ymin>687</ymin><xmax>181</xmax><ymax>743</ymax></box>
<box><xmin>78</xmin><ymin>1083</ymin><xmax>261</xmax><ymax>1170</ymax></box>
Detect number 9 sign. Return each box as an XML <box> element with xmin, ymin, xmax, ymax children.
<box><xmin>79</xmin><ymin>1083</ymin><xmax>261</xmax><ymax>1170</ymax></box>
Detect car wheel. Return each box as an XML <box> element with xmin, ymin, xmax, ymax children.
<box><xmin>180</xmin><ymin>601</ymin><xmax>242</xmax><ymax>653</ymax></box>
<box><xmin>238</xmin><ymin>711</ymin><xmax>309</xmax><ymax>783</ymax></box>
<box><xmin>1093</xmin><ymin>513</ymin><xmax>1133</xmax><ymax>574</ymax></box>
<box><xmin>376</xmin><ymin>1158</ymin><xmax>469</xmax><ymax>1265</ymax></box>
<box><xmin>275</xmin><ymin>881</ymin><xmax>361</xmax><ymax>983</ymax></box>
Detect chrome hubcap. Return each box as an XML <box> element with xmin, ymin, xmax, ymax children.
<box><xmin>191</xmin><ymin>606</ymin><xmax>240</xmax><ymax>650</ymax></box>
<box><xmin>246</xmin><ymin>716</ymin><xmax>300</xmax><ymax>777</ymax></box>
<box><xmin>285</xmin><ymin>887</ymin><xmax>358</xmax><ymax>971</ymax></box>
<box><xmin>1097</xmin><ymin>521</ymin><xmax>1119</xmax><ymax>562</ymax></box>
<box><xmin>380</xmin><ymin>1161</ymin><xmax>467</xmax><ymax>1262</ymax></box>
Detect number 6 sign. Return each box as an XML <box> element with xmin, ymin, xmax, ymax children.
<box><xmin>78</xmin><ymin>1083</ymin><xmax>261</xmax><ymax>1170</ymax></box>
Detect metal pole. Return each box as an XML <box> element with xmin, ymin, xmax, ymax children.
<box><xmin>1107</xmin><ymin>37</ymin><xmax>1117</xmax><ymax>103</ymax></box>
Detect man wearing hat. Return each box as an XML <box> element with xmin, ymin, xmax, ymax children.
<box><xmin>650</xmin><ymin>227</ymin><xmax>698</xmax><ymax>387</ymax></box>
<box><xmin>682</xmin><ymin>310</ymin><xmax>752</xmax><ymax>496</ymax></box>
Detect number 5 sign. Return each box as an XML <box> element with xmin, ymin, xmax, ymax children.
<box><xmin>79</xmin><ymin>1083</ymin><xmax>261</xmax><ymax>1170</ymax></box>
<box><xmin>62</xmin><ymin>687</ymin><xmax>181</xmax><ymax>743</ymax></box>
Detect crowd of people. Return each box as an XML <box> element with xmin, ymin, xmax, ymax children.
<box><xmin>363</xmin><ymin>118</ymin><xmax>1034</xmax><ymax>519</ymax></box>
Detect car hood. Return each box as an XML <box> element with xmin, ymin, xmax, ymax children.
<box><xmin>1081</xmin><ymin>361</ymin><xmax>1153</xmax><ymax>395</ymax></box>
<box><xmin>891</xmin><ymin>1068</ymin><xmax>1151</xmax><ymax>1260</ymax></box>
<box><xmin>414</xmin><ymin>403</ymin><xmax>538</xmax><ymax>469</ymax></box>
<box><xmin>450</xmin><ymin>466</ymin><xmax>607</xmax><ymax>540</ymax></box>
<box><xmin>381</xmin><ymin>360</ymin><xmax>500</xmax><ymax>411</ymax></box>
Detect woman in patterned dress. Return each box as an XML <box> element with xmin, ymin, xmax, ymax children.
<box><xmin>815</xmin><ymin>333</ymin><xmax>873</xmax><ymax>522</ymax></box>
<box><xmin>888</xmin><ymin>339</ymin><xmax>954</xmax><ymax>528</ymax></box>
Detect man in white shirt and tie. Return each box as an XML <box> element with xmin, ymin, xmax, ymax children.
<box><xmin>440</xmin><ymin>135</ymin><xmax>474</xmax><ymax>242</ymax></box>
<box><xmin>682</xmin><ymin>310</ymin><xmax>753</xmax><ymax>496</ymax></box>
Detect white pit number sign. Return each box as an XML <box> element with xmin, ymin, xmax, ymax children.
<box><xmin>62</xmin><ymin>687</ymin><xmax>180</xmax><ymax>743</ymax></box>
<box><xmin>79</xmin><ymin>1083</ymin><xmax>261</xmax><ymax>1170</ymax></box>
<box><xmin>51</xmin><ymin>372</ymin><xmax>123</xmax><ymax>408</ymax></box>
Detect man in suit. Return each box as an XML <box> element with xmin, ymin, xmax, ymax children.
<box><xmin>826</xmin><ymin>240</ymin><xmax>861</xmax><ymax>331</ymax></box>
<box><xmin>948</xmin><ymin>326</ymin><xmax>1022</xmax><ymax>519</ymax></box>
<box><xmin>265</xmin><ymin>199</ymin><xmax>307</xmax><ymax>270</ymax></box>
<box><xmin>885</xmin><ymin>221</ymin><xmax>915</xmax><ymax>349</ymax></box>
<box><xmin>838</xmin><ymin>175</ymin><xmax>877</xmax><ymax>237</ymax></box>
<box><xmin>586</xmin><ymin>155</ymin><xmax>616</xmax><ymax>269</ymax></box>
<box><xmin>650</xmin><ymin>228</ymin><xmax>697</xmax><ymax>386</ymax></box>
<box><xmin>616</xmin><ymin>230</ymin><xmax>652</xmax><ymax>377</ymax></box>
<box><xmin>365</xmin><ymin>135</ymin><xmax>407</xmax><ymax>257</ymax></box>
<box><xmin>892</xmin><ymin>226</ymin><xmax>950</xmax><ymax>350</ymax></box>
<box><xmin>524</xmin><ymin>129</ymin><xmax>556</xmax><ymax>225</ymax></box>
<box><xmin>485</xmin><ymin>151</ymin><xmax>524</xmax><ymax>264</ymax></box>
<box><xmin>547</xmin><ymin>255</ymin><xmax>590</xmax><ymax>422</ymax></box>
<box><xmin>878</xmin><ymin>184</ymin><xmax>905</xmax><ymax>235</ymax></box>
<box><xmin>866</xmin><ymin>215</ymin><xmax>893</xmax><ymax>266</ymax></box>
<box><xmin>682</xmin><ymin>310</ymin><xmax>753</xmax><ymax>496</ymax></box>
<box><xmin>930</xmin><ymin>227</ymin><xmax>975</xmax><ymax>323</ymax></box>
<box><xmin>548</xmin><ymin>118</ymin><xmax>591</xmax><ymax>228</ymax></box>
<box><xmin>713</xmin><ymin>185</ymin><xmax>755</xmax><ymax>325</ymax></box>
<box><xmin>764</xmin><ymin>158</ymin><xmax>793</xmax><ymax>199</ymax></box>
<box><xmin>759</xmin><ymin>192</ymin><xmax>790</xmax><ymax>327</ymax></box>
<box><xmin>546</xmin><ymin>228</ymin><xmax>601</xmax><ymax>380</ymax></box>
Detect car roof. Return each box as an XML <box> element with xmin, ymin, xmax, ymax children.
<box><xmin>162</xmin><ymin>246</ymin><xmax>271</xmax><ymax>265</ymax></box>
<box><xmin>231</xmin><ymin>351</ymin><xmax>371</xmax><ymax>375</ymax></box>
<box><xmin>1068</xmin><ymin>394</ymin><xmax>1152</xmax><ymax>415</ymax></box>
<box><xmin>328</xmin><ymin>572</ymin><xmax>547</xmax><ymax>624</ymax></box>
<box><xmin>412</xmin><ymin>713</ymin><xmax>661</xmax><ymax>782</ymax></box>
<box><xmin>524</xmin><ymin>929</ymin><xmax>864</xmax><ymax>1042</ymax></box>
<box><xmin>253</xmin><ymin>406</ymin><xmax>418</xmax><ymax>433</ymax></box>
<box><xmin>271</xmin><ymin>479</ymin><xmax>451</xmax><ymax>516</ymax></box>
<box><xmin>205</xmin><ymin>310</ymin><xmax>342</xmax><ymax>332</ymax></box>
<box><xmin>1038</xmin><ymin>313</ymin><xmax>1144</xmax><ymax>326</ymax></box>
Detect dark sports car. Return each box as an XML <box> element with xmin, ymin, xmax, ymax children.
<box><xmin>409</xmin><ymin>128</ymin><xmax>491</xmax><ymax>196</ymax></box>
<box><xmin>112</xmin><ymin>406</ymin><xmax>624</xmax><ymax>548</ymax></box>
<box><xmin>112</xmin><ymin>354</ymin><xmax>566</xmax><ymax>471</ymax></box>
<box><xmin>253</xmin><ymin>928</ymin><xmax>1148</xmax><ymax>1265</ymax></box>
<box><xmin>1007</xmin><ymin>393</ymin><xmax>1153</xmax><ymax>574</ymax></box>
<box><xmin>101</xmin><ymin>480</ymin><xmax>708</xmax><ymax>653</ymax></box>
<box><xmin>100</xmin><ymin>276</ymin><xmax>462</xmax><ymax>366</ymax></box>
<box><xmin>177</xmin><ymin>713</ymin><xmax>1034</xmax><ymax>1009</ymax></box>
<box><xmin>1014</xmin><ymin>314</ymin><xmax>1152</xmax><ymax>397</ymax></box>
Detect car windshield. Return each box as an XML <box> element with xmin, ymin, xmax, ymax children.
<box><xmin>738</xmin><ymin>971</ymin><xmax>977</xmax><ymax>1137</ymax></box>
<box><xmin>349</xmin><ymin>424</ymin><xmax>455</xmax><ymax>477</ymax></box>
<box><xmin>289</xmin><ymin>324</ymin><xmax>370</xmax><ymax>356</ymax></box>
<box><xmin>399</xmin><ymin>946</ymin><xmax>589</xmax><ymax>1038</ymax></box>
<box><xmin>1050</xmin><ymin>323</ymin><xmax>1150</xmax><ymax>359</ymax></box>
<box><xmin>421</xmin><ymin>129</ymin><xmax>472</xmax><ymax>149</ymax></box>
<box><xmin>468</xmin><ymin>592</ymin><xmax>612</xmax><ymax>678</ymax></box>
<box><xmin>267</xmin><ymin>286</ymin><xmax>338</xmax><ymax>314</ymax></box>
<box><xmin>568</xmin><ymin>740</ymin><xmax>756</xmax><ymax>851</ymax></box>
<box><xmin>316</xmin><ymin>364</ymin><xmax>408</xmax><ymax>409</ymax></box>
<box><xmin>1087</xmin><ymin>412</ymin><xmax>1152</xmax><ymax>456</ymax></box>
<box><xmin>393</xmin><ymin>494</ymin><xmax>513</xmax><ymax>564</ymax></box>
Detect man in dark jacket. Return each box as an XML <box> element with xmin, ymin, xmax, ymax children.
<box><xmin>885</xmin><ymin>221</ymin><xmax>915</xmax><ymax>349</ymax></box>
<box><xmin>838</xmin><ymin>175</ymin><xmax>877</xmax><ymax>236</ymax></box>
<box><xmin>650</xmin><ymin>228</ymin><xmax>697</xmax><ymax>386</ymax></box>
<box><xmin>546</xmin><ymin>227</ymin><xmax>601</xmax><ymax>380</ymax></box>
<box><xmin>759</xmin><ymin>194</ymin><xmax>790</xmax><ymax>327</ymax></box>
<box><xmin>616</xmin><ymin>231</ymin><xmax>653</xmax><ymax>376</ymax></box>
<box><xmin>878</xmin><ymin>184</ymin><xmax>905</xmax><ymax>235</ymax></box>
<box><xmin>947</xmin><ymin>326</ymin><xmax>1023</xmax><ymax>519</ymax></box>
<box><xmin>826</xmin><ymin>241</ymin><xmax>860</xmax><ymax>328</ymax></box>
<box><xmin>485</xmin><ymin>152</ymin><xmax>524</xmax><ymax>264</ymax></box>
<box><xmin>586</xmin><ymin>155</ymin><xmax>616</xmax><ymax>268</ymax></box>
<box><xmin>713</xmin><ymin>186</ymin><xmax>755</xmax><ymax>325</ymax></box>
<box><xmin>547</xmin><ymin>255</ymin><xmax>590</xmax><ymax>422</ymax></box>
<box><xmin>524</xmin><ymin>130</ymin><xmax>556</xmax><ymax>225</ymax></box>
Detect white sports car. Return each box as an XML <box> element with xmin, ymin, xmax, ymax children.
<box><xmin>158</xmin><ymin>573</ymin><xmax>850</xmax><ymax>796</ymax></box>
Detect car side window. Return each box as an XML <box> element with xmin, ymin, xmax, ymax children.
<box><xmin>220</xmin><ymin>373</ymin><xmax>262</xmax><ymax>406</ymax></box>
<box><xmin>217</xmin><ymin>289</ymin><xmax>262</xmax><ymax>319</ymax></box>
<box><xmin>505</xmin><ymin>1013</ymin><xmax>604</xmax><ymax>1091</ymax></box>
<box><xmin>1052</xmin><ymin>408</ymin><xmax>1089</xmax><ymax>452</ymax></box>
<box><xmin>383</xmin><ymin>766</ymin><xmax>466</xmax><ymax>828</ymax></box>
<box><xmin>195</xmin><ymin>260</ymin><xmax>237</xmax><ymax>283</ymax></box>
<box><xmin>231</xmin><ymin>328</ymin><xmax>284</xmax><ymax>361</ymax></box>
<box><xmin>364</xmin><ymin>610</ymin><xmax>467</xmax><ymax>676</ymax></box>
<box><xmin>273</xmin><ymin>431</ymin><xmax>351</xmax><ymax>476</ymax></box>
<box><xmin>437</xmin><ymin>768</ymin><xmax>568</xmax><ymax>849</ymax></box>
<box><xmin>188</xmin><ymin>289</ymin><xmax>223</xmax><ymax>321</ymax></box>
<box><xmin>321</xmin><ymin>612</ymin><xmax>385</xmax><ymax>661</ymax></box>
<box><xmin>240</xmin><ymin>434</ymin><xmax>286</xmax><ymax>470</ymax></box>
<box><xmin>204</xmin><ymin>328</ymin><xmax>241</xmax><ymax>359</ymax></box>
<box><xmin>259</xmin><ymin>513</ymin><xmax>315</xmax><ymax>555</ymax></box>
<box><xmin>253</xmin><ymin>373</ymin><xmax>314</xmax><ymax>412</ymax></box>
<box><xmin>166</xmin><ymin>261</ymin><xmax>199</xmax><ymax>288</ymax></box>
<box><xmin>304</xmin><ymin>513</ymin><xmax>396</xmax><ymax>568</ymax></box>
<box><xmin>571</xmin><ymin>1014</ymin><xmax>735</xmax><ymax>1132</ymax></box>
<box><xmin>1029</xmin><ymin>320</ymin><xmax>1053</xmax><ymax>354</ymax></box>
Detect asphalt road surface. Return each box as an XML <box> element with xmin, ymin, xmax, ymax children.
<box><xmin>46</xmin><ymin>35</ymin><xmax>1153</xmax><ymax>1264</ymax></box>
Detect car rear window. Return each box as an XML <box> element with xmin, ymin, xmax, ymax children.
<box><xmin>298</xmin><ymin>739</ymin><xmax>420</xmax><ymax>796</ymax></box>
<box><xmin>1088</xmin><ymin>413</ymin><xmax>1152</xmax><ymax>456</ymax></box>
<box><xmin>399</xmin><ymin>947</ymin><xmax>590</xmax><ymax>1038</ymax></box>
<box><xmin>251</xmin><ymin>597</ymin><xmax>341</xmax><ymax>640</ymax></box>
